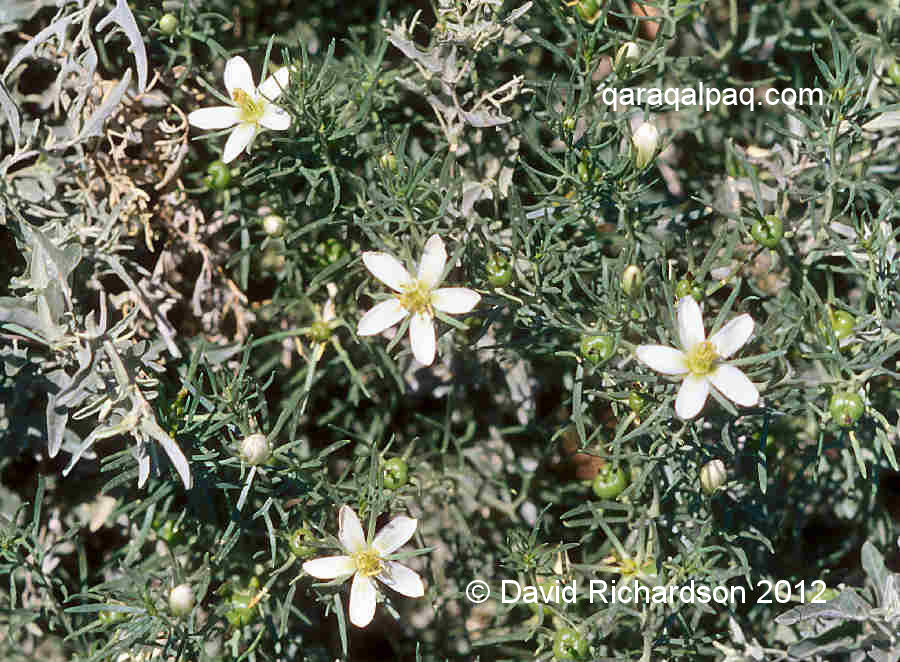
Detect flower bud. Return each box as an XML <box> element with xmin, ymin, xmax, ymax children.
<box><xmin>700</xmin><ymin>459</ymin><xmax>727</xmax><ymax>495</ymax></box>
<box><xmin>262</xmin><ymin>214</ymin><xmax>285</xmax><ymax>237</ymax></box>
<box><xmin>615</xmin><ymin>42</ymin><xmax>640</xmax><ymax>72</ymax></box>
<box><xmin>622</xmin><ymin>264</ymin><xmax>643</xmax><ymax>297</ymax></box>
<box><xmin>169</xmin><ymin>583</ymin><xmax>194</xmax><ymax>617</ymax></box>
<box><xmin>632</xmin><ymin>122</ymin><xmax>659</xmax><ymax>169</ymax></box>
<box><xmin>240</xmin><ymin>433</ymin><xmax>271</xmax><ymax>466</ymax></box>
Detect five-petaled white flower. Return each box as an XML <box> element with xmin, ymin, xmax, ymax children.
<box><xmin>188</xmin><ymin>56</ymin><xmax>290</xmax><ymax>163</ymax></box>
<box><xmin>357</xmin><ymin>234</ymin><xmax>481</xmax><ymax>366</ymax></box>
<box><xmin>635</xmin><ymin>296</ymin><xmax>759</xmax><ymax>419</ymax></box>
<box><xmin>302</xmin><ymin>505</ymin><xmax>425</xmax><ymax>628</ymax></box>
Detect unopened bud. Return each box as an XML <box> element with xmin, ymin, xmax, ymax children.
<box><xmin>241</xmin><ymin>433</ymin><xmax>271</xmax><ymax>466</ymax></box>
<box><xmin>262</xmin><ymin>214</ymin><xmax>285</xmax><ymax>237</ymax></box>
<box><xmin>622</xmin><ymin>264</ymin><xmax>643</xmax><ymax>297</ymax></box>
<box><xmin>700</xmin><ymin>459</ymin><xmax>727</xmax><ymax>495</ymax></box>
<box><xmin>615</xmin><ymin>42</ymin><xmax>640</xmax><ymax>72</ymax></box>
<box><xmin>169</xmin><ymin>583</ymin><xmax>194</xmax><ymax>617</ymax></box>
<box><xmin>632</xmin><ymin>122</ymin><xmax>659</xmax><ymax>169</ymax></box>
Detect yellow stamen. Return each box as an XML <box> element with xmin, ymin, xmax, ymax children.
<box><xmin>398</xmin><ymin>280</ymin><xmax>433</xmax><ymax>316</ymax></box>
<box><xmin>353</xmin><ymin>549</ymin><xmax>383</xmax><ymax>578</ymax></box>
<box><xmin>685</xmin><ymin>340</ymin><xmax>718</xmax><ymax>376</ymax></box>
<box><xmin>232</xmin><ymin>88</ymin><xmax>265</xmax><ymax>123</ymax></box>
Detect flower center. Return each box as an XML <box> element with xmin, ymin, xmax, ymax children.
<box><xmin>398</xmin><ymin>279</ymin><xmax>433</xmax><ymax>315</ymax></box>
<box><xmin>353</xmin><ymin>548</ymin><xmax>383</xmax><ymax>578</ymax></box>
<box><xmin>685</xmin><ymin>340</ymin><xmax>718</xmax><ymax>376</ymax></box>
<box><xmin>233</xmin><ymin>88</ymin><xmax>265</xmax><ymax>123</ymax></box>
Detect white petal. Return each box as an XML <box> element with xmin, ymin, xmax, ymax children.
<box><xmin>409</xmin><ymin>312</ymin><xmax>436</xmax><ymax>365</ymax></box>
<box><xmin>709</xmin><ymin>314</ymin><xmax>754</xmax><ymax>358</ymax></box>
<box><xmin>635</xmin><ymin>345</ymin><xmax>688</xmax><ymax>375</ymax></box>
<box><xmin>224</xmin><ymin>56</ymin><xmax>255</xmax><ymax>99</ymax></box>
<box><xmin>432</xmin><ymin>288</ymin><xmax>480</xmax><ymax>315</ymax></box>
<box><xmin>372</xmin><ymin>516</ymin><xmax>417</xmax><ymax>555</ymax></box>
<box><xmin>188</xmin><ymin>106</ymin><xmax>241</xmax><ymax>130</ymax></box>
<box><xmin>259</xmin><ymin>103</ymin><xmax>291</xmax><ymax>131</ymax></box>
<box><xmin>677</xmin><ymin>296</ymin><xmax>705</xmax><ymax>350</ymax></box>
<box><xmin>675</xmin><ymin>374</ymin><xmax>710</xmax><ymax>419</ymax></box>
<box><xmin>362</xmin><ymin>252</ymin><xmax>412</xmax><ymax>292</ymax></box>
<box><xmin>338</xmin><ymin>505</ymin><xmax>366</xmax><ymax>554</ymax></box>
<box><xmin>222</xmin><ymin>123</ymin><xmax>256</xmax><ymax>163</ymax></box>
<box><xmin>708</xmin><ymin>365</ymin><xmax>759</xmax><ymax>407</ymax></box>
<box><xmin>417</xmin><ymin>235</ymin><xmax>447</xmax><ymax>289</ymax></box>
<box><xmin>357</xmin><ymin>299</ymin><xmax>407</xmax><ymax>336</ymax></box>
<box><xmin>258</xmin><ymin>66</ymin><xmax>290</xmax><ymax>100</ymax></box>
<box><xmin>302</xmin><ymin>555</ymin><xmax>356</xmax><ymax>580</ymax></box>
<box><xmin>349</xmin><ymin>574</ymin><xmax>377</xmax><ymax>628</ymax></box>
<box><xmin>377</xmin><ymin>561</ymin><xmax>425</xmax><ymax>598</ymax></box>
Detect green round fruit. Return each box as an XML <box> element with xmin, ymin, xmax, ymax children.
<box><xmin>226</xmin><ymin>579</ymin><xmax>260</xmax><ymax>627</ymax></box>
<box><xmin>830</xmin><ymin>391</ymin><xmax>864</xmax><ymax>427</ymax></box>
<box><xmin>580</xmin><ymin>333</ymin><xmax>615</xmax><ymax>364</ymax></box>
<box><xmin>751</xmin><ymin>215</ymin><xmax>783</xmax><ymax>248</ymax></box>
<box><xmin>288</xmin><ymin>527</ymin><xmax>315</xmax><ymax>558</ymax></box>
<box><xmin>159</xmin><ymin>13</ymin><xmax>178</xmax><ymax>36</ymax></box>
<box><xmin>205</xmin><ymin>160</ymin><xmax>231</xmax><ymax>191</ymax></box>
<box><xmin>830</xmin><ymin>310</ymin><xmax>855</xmax><ymax>340</ymax></box>
<box><xmin>675</xmin><ymin>278</ymin><xmax>703</xmax><ymax>301</ymax></box>
<box><xmin>382</xmin><ymin>457</ymin><xmax>409</xmax><ymax>489</ymax></box>
<box><xmin>553</xmin><ymin>627</ymin><xmax>588</xmax><ymax>660</ymax></box>
<box><xmin>627</xmin><ymin>391</ymin><xmax>644</xmax><ymax>415</ymax></box>
<box><xmin>592</xmin><ymin>464</ymin><xmax>629</xmax><ymax>499</ymax></box>
<box><xmin>577</xmin><ymin>161</ymin><xmax>590</xmax><ymax>183</ymax></box>
<box><xmin>889</xmin><ymin>61</ymin><xmax>900</xmax><ymax>87</ymax></box>
<box><xmin>486</xmin><ymin>253</ymin><xmax>513</xmax><ymax>287</ymax></box>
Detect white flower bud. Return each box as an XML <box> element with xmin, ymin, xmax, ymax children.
<box><xmin>262</xmin><ymin>214</ymin><xmax>285</xmax><ymax>237</ymax></box>
<box><xmin>615</xmin><ymin>42</ymin><xmax>640</xmax><ymax>72</ymax></box>
<box><xmin>622</xmin><ymin>264</ymin><xmax>643</xmax><ymax>297</ymax></box>
<box><xmin>169</xmin><ymin>583</ymin><xmax>194</xmax><ymax>617</ymax></box>
<box><xmin>632</xmin><ymin>122</ymin><xmax>659</xmax><ymax>169</ymax></box>
<box><xmin>241</xmin><ymin>433</ymin><xmax>271</xmax><ymax>466</ymax></box>
<box><xmin>700</xmin><ymin>459</ymin><xmax>727</xmax><ymax>495</ymax></box>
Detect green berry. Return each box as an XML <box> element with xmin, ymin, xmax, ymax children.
<box><xmin>592</xmin><ymin>464</ymin><xmax>629</xmax><ymax>499</ymax></box>
<box><xmin>627</xmin><ymin>391</ymin><xmax>644</xmax><ymax>415</ymax></box>
<box><xmin>226</xmin><ymin>578</ymin><xmax>260</xmax><ymax>627</ymax></box>
<box><xmin>159</xmin><ymin>13</ymin><xmax>178</xmax><ymax>36</ymax></box>
<box><xmin>580</xmin><ymin>333</ymin><xmax>615</xmax><ymax>365</ymax></box>
<box><xmin>889</xmin><ymin>61</ymin><xmax>900</xmax><ymax>87</ymax></box>
<box><xmin>621</xmin><ymin>264</ymin><xmax>643</xmax><ymax>297</ymax></box>
<box><xmin>553</xmin><ymin>627</ymin><xmax>589</xmax><ymax>660</ymax></box>
<box><xmin>486</xmin><ymin>253</ymin><xmax>513</xmax><ymax>287</ymax></box>
<box><xmin>382</xmin><ymin>457</ymin><xmax>409</xmax><ymax>489</ymax></box>
<box><xmin>288</xmin><ymin>527</ymin><xmax>315</xmax><ymax>558</ymax></box>
<box><xmin>205</xmin><ymin>160</ymin><xmax>231</xmax><ymax>191</ymax></box>
<box><xmin>830</xmin><ymin>310</ymin><xmax>855</xmax><ymax>340</ymax></box>
<box><xmin>751</xmin><ymin>215</ymin><xmax>783</xmax><ymax>248</ymax></box>
<box><xmin>829</xmin><ymin>391</ymin><xmax>864</xmax><ymax>427</ymax></box>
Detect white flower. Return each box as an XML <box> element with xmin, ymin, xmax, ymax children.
<box><xmin>188</xmin><ymin>56</ymin><xmax>291</xmax><ymax>163</ymax></box>
<box><xmin>357</xmin><ymin>235</ymin><xmax>481</xmax><ymax>366</ymax></box>
<box><xmin>302</xmin><ymin>505</ymin><xmax>425</xmax><ymax>628</ymax></box>
<box><xmin>635</xmin><ymin>296</ymin><xmax>759</xmax><ymax>419</ymax></box>
<box><xmin>632</xmin><ymin>121</ymin><xmax>659</xmax><ymax>169</ymax></box>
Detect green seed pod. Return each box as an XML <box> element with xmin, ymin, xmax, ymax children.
<box><xmin>580</xmin><ymin>333</ymin><xmax>615</xmax><ymax>364</ymax></box>
<box><xmin>751</xmin><ymin>214</ymin><xmax>783</xmax><ymax>248</ymax></box>
<box><xmin>205</xmin><ymin>160</ymin><xmax>232</xmax><ymax>191</ymax></box>
<box><xmin>829</xmin><ymin>391</ymin><xmax>864</xmax><ymax>427</ymax></box>
<box><xmin>486</xmin><ymin>253</ymin><xmax>513</xmax><ymax>287</ymax></box>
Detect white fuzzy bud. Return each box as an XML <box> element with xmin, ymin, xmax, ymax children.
<box><xmin>262</xmin><ymin>214</ymin><xmax>285</xmax><ymax>237</ymax></box>
<box><xmin>700</xmin><ymin>459</ymin><xmax>727</xmax><ymax>495</ymax></box>
<box><xmin>169</xmin><ymin>583</ymin><xmax>194</xmax><ymax>617</ymax></box>
<box><xmin>241</xmin><ymin>433</ymin><xmax>271</xmax><ymax>466</ymax></box>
